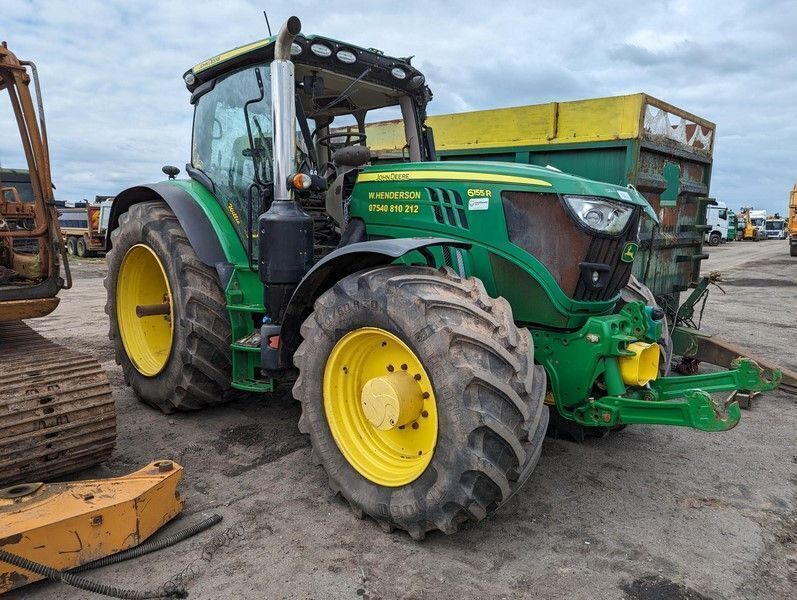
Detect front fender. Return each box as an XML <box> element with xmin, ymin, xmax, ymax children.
<box><xmin>277</xmin><ymin>237</ymin><xmax>470</xmax><ymax>367</ymax></box>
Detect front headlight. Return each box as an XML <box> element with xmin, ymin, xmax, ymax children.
<box><xmin>564</xmin><ymin>195</ymin><xmax>634</xmax><ymax>235</ymax></box>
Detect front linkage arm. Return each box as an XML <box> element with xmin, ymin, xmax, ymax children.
<box><xmin>532</xmin><ymin>303</ymin><xmax>781</xmax><ymax>432</ymax></box>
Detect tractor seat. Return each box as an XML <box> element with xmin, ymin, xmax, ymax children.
<box><xmin>325</xmin><ymin>145</ymin><xmax>371</xmax><ymax>226</ymax></box>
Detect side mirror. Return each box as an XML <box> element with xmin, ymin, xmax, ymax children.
<box><xmin>162</xmin><ymin>165</ymin><xmax>180</xmax><ymax>180</ymax></box>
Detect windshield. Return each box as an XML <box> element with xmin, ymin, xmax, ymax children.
<box><xmin>192</xmin><ymin>65</ymin><xmax>274</xmax><ymax>247</ymax></box>
<box><xmin>765</xmin><ymin>221</ymin><xmax>783</xmax><ymax>230</ymax></box>
<box><xmin>751</xmin><ymin>217</ymin><xmax>765</xmax><ymax>226</ymax></box>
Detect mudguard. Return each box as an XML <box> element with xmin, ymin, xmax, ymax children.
<box><xmin>277</xmin><ymin>237</ymin><xmax>470</xmax><ymax>367</ymax></box>
<box><xmin>108</xmin><ymin>182</ymin><xmax>227</xmax><ymax>268</ymax></box>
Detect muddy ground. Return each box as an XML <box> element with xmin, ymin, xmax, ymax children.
<box><xmin>15</xmin><ymin>239</ymin><xmax>797</xmax><ymax>600</ymax></box>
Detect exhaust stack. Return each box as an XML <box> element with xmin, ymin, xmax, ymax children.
<box><xmin>271</xmin><ymin>16</ymin><xmax>301</xmax><ymax>202</ymax></box>
<box><xmin>259</xmin><ymin>16</ymin><xmax>314</xmax><ymax>363</ymax></box>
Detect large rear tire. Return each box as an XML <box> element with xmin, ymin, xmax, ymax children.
<box><xmin>104</xmin><ymin>201</ymin><xmax>235</xmax><ymax>413</ymax></box>
<box><xmin>791</xmin><ymin>244</ymin><xmax>797</xmax><ymax>257</ymax></box>
<box><xmin>293</xmin><ymin>266</ymin><xmax>548</xmax><ymax>538</ymax></box>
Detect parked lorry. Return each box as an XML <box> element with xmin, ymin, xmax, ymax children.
<box><xmin>705</xmin><ymin>201</ymin><xmax>729</xmax><ymax>246</ymax></box>
<box><xmin>790</xmin><ymin>185</ymin><xmax>797</xmax><ymax>256</ymax></box>
<box><xmin>57</xmin><ymin>197</ymin><xmax>113</xmax><ymax>256</ymax></box>
<box><xmin>764</xmin><ymin>216</ymin><xmax>786</xmax><ymax>240</ymax></box>
<box><xmin>103</xmin><ymin>18</ymin><xmax>780</xmax><ymax>539</ymax></box>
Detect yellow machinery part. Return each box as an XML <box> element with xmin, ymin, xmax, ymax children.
<box><xmin>323</xmin><ymin>327</ymin><xmax>438</xmax><ymax>487</ymax></box>
<box><xmin>618</xmin><ymin>341</ymin><xmax>661</xmax><ymax>387</ymax></box>
<box><xmin>116</xmin><ymin>243</ymin><xmax>174</xmax><ymax>377</ymax></box>
<box><xmin>0</xmin><ymin>460</ymin><xmax>184</xmax><ymax>593</ymax></box>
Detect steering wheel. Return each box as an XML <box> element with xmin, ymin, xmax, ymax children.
<box><xmin>316</xmin><ymin>131</ymin><xmax>367</xmax><ymax>152</ymax></box>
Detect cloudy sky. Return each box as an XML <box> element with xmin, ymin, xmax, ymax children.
<box><xmin>2</xmin><ymin>0</ymin><xmax>795</xmax><ymax>214</ymax></box>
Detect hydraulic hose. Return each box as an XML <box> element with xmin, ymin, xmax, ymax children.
<box><xmin>71</xmin><ymin>513</ymin><xmax>223</xmax><ymax>573</ymax></box>
<box><xmin>0</xmin><ymin>513</ymin><xmax>223</xmax><ymax>599</ymax></box>
<box><xmin>0</xmin><ymin>548</ymin><xmax>186</xmax><ymax>599</ymax></box>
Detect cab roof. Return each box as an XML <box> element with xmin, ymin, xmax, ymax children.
<box><xmin>183</xmin><ymin>34</ymin><xmax>429</xmax><ymax>110</ymax></box>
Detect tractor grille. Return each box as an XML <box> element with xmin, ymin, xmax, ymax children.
<box><xmin>502</xmin><ymin>191</ymin><xmax>639</xmax><ymax>302</ymax></box>
<box><xmin>426</xmin><ymin>188</ymin><xmax>469</xmax><ymax>230</ymax></box>
<box><xmin>573</xmin><ymin>225</ymin><xmax>638</xmax><ymax>301</ymax></box>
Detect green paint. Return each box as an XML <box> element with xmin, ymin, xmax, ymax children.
<box><xmin>531</xmin><ymin>302</ymin><xmax>777</xmax><ymax>430</ymax></box>
<box><xmin>163</xmin><ymin>179</ymin><xmax>272</xmax><ymax>393</ymax></box>
<box><xmin>660</xmin><ymin>161</ymin><xmax>681</xmax><ymax>206</ymax></box>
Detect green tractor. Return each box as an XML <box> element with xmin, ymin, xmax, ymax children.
<box><xmin>105</xmin><ymin>17</ymin><xmax>779</xmax><ymax>538</ymax></box>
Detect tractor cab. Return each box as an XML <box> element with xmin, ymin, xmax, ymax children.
<box><xmin>184</xmin><ymin>31</ymin><xmax>432</xmax><ymax>256</ymax></box>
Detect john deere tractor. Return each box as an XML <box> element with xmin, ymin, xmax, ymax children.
<box><xmin>105</xmin><ymin>17</ymin><xmax>778</xmax><ymax>538</ymax></box>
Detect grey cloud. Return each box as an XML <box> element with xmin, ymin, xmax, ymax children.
<box><xmin>1</xmin><ymin>0</ymin><xmax>795</xmax><ymax>213</ymax></box>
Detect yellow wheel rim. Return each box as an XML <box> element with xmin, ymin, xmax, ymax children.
<box><xmin>116</xmin><ymin>244</ymin><xmax>174</xmax><ymax>376</ymax></box>
<box><xmin>323</xmin><ymin>328</ymin><xmax>438</xmax><ymax>487</ymax></box>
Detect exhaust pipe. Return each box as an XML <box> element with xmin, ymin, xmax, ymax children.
<box><xmin>271</xmin><ymin>16</ymin><xmax>301</xmax><ymax>201</ymax></box>
<box><xmin>259</xmin><ymin>15</ymin><xmax>314</xmax><ymax>354</ymax></box>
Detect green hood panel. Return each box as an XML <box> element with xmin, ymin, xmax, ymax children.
<box><xmin>361</xmin><ymin>161</ymin><xmax>658</xmax><ymax>222</ymax></box>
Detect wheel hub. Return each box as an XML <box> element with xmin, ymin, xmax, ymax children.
<box><xmin>360</xmin><ymin>373</ymin><xmax>423</xmax><ymax>431</ymax></box>
<box><xmin>116</xmin><ymin>244</ymin><xmax>174</xmax><ymax>377</ymax></box>
<box><xmin>323</xmin><ymin>327</ymin><xmax>438</xmax><ymax>487</ymax></box>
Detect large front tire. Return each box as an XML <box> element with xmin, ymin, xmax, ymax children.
<box><xmin>293</xmin><ymin>266</ymin><xmax>548</xmax><ymax>538</ymax></box>
<box><xmin>105</xmin><ymin>201</ymin><xmax>235</xmax><ymax>412</ymax></box>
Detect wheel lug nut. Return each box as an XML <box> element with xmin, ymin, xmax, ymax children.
<box><xmin>387</xmin><ymin>365</ymin><xmax>394</xmax><ymax>372</ymax></box>
<box><xmin>422</xmin><ymin>392</ymin><xmax>429</xmax><ymax>399</ymax></box>
<box><xmin>421</xmin><ymin>410</ymin><xmax>428</xmax><ymax>418</ymax></box>
<box><xmin>411</xmin><ymin>422</ymin><xmax>419</xmax><ymax>430</ymax></box>
<box><xmin>414</xmin><ymin>374</ymin><xmax>421</xmax><ymax>381</ymax></box>
<box><xmin>401</xmin><ymin>364</ymin><xmax>408</xmax><ymax>370</ymax></box>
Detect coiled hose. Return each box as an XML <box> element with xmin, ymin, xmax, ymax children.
<box><xmin>0</xmin><ymin>513</ymin><xmax>223</xmax><ymax>599</ymax></box>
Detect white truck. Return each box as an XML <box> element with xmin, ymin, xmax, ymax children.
<box><xmin>705</xmin><ymin>201</ymin><xmax>729</xmax><ymax>246</ymax></box>
<box><xmin>764</xmin><ymin>217</ymin><xmax>787</xmax><ymax>240</ymax></box>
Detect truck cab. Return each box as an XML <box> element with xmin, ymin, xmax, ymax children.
<box><xmin>704</xmin><ymin>201</ymin><xmax>728</xmax><ymax>246</ymax></box>
<box><xmin>764</xmin><ymin>217</ymin><xmax>786</xmax><ymax>240</ymax></box>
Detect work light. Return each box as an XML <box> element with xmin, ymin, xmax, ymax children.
<box><xmin>310</xmin><ymin>43</ymin><xmax>332</xmax><ymax>57</ymax></box>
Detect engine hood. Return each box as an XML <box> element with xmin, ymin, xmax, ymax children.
<box><xmin>360</xmin><ymin>160</ymin><xmax>658</xmax><ymax>223</ymax></box>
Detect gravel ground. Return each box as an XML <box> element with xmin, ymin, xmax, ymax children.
<box><xmin>14</xmin><ymin>239</ymin><xmax>796</xmax><ymax>600</ymax></box>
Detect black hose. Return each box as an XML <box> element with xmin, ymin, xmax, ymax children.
<box><xmin>0</xmin><ymin>548</ymin><xmax>186</xmax><ymax>599</ymax></box>
<box><xmin>0</xmin><ymin>514</ymin><xmax>223</xmax><ymax>599</ymax></box>
<box><xmin>71</xmin><ymin>513</ymin><xmax>223</xmax><ymax>573</ymax></box>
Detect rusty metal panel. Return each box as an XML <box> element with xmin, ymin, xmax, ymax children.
<box><xmin>0</xmin><ymin>321</ymin><xmax>116</xmax><ymax>485</ymax></box>
<box><xmin>633</xmin><ymin>141</ymin><xmax>713</xmax><ymax>305</ymax></box>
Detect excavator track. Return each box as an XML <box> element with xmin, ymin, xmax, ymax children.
<box><xmin>0</xmin><ymin>321</ymin><xmax>116</xmax><ymax>485</ymax></box>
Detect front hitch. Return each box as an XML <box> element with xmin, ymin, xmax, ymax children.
<box><xmin>532</xmin><ymin>302</ymin><xmax>782</xmax><ymax>433</ymax></box>
<box><xmin>572</xmin><ymin>358</ymin><xmax>781</xmax><ymax>432</ymax></box>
